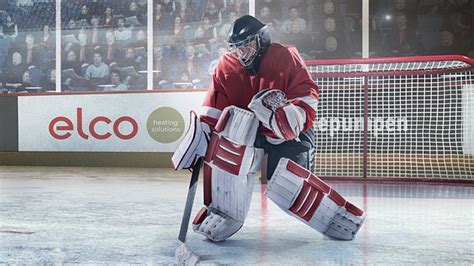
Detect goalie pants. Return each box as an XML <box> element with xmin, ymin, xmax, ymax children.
<box><xmin>255</xmin><ymin>128</ymin><xmax>315</xmax><ymax>179</ymax></box>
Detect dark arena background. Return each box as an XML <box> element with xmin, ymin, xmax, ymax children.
<box><xmin>1</xmin><ymin>0</ymin><xmax>473</xmax><ymax>265</ymax></box>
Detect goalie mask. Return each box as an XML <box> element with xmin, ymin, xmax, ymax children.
<box><xmin>228</xmin><ymin>15</ymin><xmax>271</xmax><ymax>75</ymax></box>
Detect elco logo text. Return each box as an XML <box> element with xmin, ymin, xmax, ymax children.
<box><xmin>49</xmin><ymin>107</ymin><xmax>139</xmax><ymax>140</ymax></box>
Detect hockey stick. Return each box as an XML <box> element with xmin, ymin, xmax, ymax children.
<box><xmin>175</xmin><ymin>157</ymin><xmax>203</xmax><ymax>265</ymax></box>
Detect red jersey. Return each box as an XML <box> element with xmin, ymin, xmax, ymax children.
<box><xmin>201</xmin><ymin>43</ymin><xmax>320</xmax><ymax>136</ymax></box>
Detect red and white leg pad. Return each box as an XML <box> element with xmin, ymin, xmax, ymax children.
<box><xmin>266</xmin><ymin>158</ymin><xmax>366</xmax><ymax>240</ymax></box>
<box><xmin>192</xmin><ymin>106</ymin><xmax>261</xmax><ymax>242</ymax></box>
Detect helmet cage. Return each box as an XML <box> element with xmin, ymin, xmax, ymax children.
<box><xmin>228</xmin><ymin>33</ymin><xmax>261</xmax><ymax>67</ymax></box>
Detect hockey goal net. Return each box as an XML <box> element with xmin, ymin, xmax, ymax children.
<box><xmin>306</xmin><ymin>55</ymin><xmax>474</xmax><ymax>182</ymax></box>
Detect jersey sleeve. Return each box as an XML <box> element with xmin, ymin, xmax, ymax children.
<box><xmin>284</xmin><ymin>47</ymin><xmax>320</xmax><ymax>131</ymax></box>
<box><xmin>201</xmin><ymin>73</ymin><xmax>229</xmax><ymax>129</ymax></box>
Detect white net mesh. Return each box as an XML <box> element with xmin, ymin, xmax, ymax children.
<box><xmin>307</xmin><ymin>56</ymin><xmax>474</xmax><ymax>181</ymax></box>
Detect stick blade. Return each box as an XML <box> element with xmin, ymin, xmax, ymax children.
<box><xmin>176</xmin><ymin>242</ymin><xmax>200</xmax><ymax>265</ymax></box>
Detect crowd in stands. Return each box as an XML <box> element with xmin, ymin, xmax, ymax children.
<box><xmin>0</xmin><ymin>0</ymin><xmax>56</xmax><ymax>93</ymax></box>
<box><xmin>255</xmin><ymin>0</ymin><xmax>472</xmax><ymax>59</ymax></box>
<box><xmin>0</xmin><ymin>0</ymin><xmax>472</xmax><ymax>93</ymax></box>
<box><xmin>61</xmin><ymin>0</ymin><xmax>148</xmax><ymax>91</ymax></box>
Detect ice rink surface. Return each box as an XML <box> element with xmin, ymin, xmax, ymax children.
<box><xmin>1</xmin><ymin>166</ymin><xmax>473</xmax><ymax>265</ymax></box>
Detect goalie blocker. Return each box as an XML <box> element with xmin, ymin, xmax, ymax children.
<box><xmin>266</xmin><ymin>158</ymin><xmax>365</xmax><ymax>240</ymax></box>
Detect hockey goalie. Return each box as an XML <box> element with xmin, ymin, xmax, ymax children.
<box><xmin>172</xmin><ymin>14</ymin><xmax>365</xmax><ymax>263</ymax></box>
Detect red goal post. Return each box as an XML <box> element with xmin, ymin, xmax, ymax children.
<box><xmin>305</xmin><ymin>55</ymin><xmax>474</xmax><ymax>183</ymax></box>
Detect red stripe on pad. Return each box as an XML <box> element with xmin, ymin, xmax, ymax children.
<box><xmin>275</xmin><ymin>106</ymin><xmax>296</xmax><ymax>140</ymax></box>
<box><xmin>292</xmin><ymin>100</ymin><xmax>316</xmax><ymax>131</ymax></box>
<box><xmin>203</xmin><ymin>163</ymin><xmax>212</xmax><ymax>206</ymax></box>
<box><xmin>345</xmin><ymin>201</ymin><xmax>364</xmax><ymax>217</ymax></box>
<box><xmin>302</xmin><ymin>188</ymin><xmax>324</xmax><ymax>221</ymax></box>
<box><xmin>214</xmin><ymin>109</ymin><xmax>230</xmax><ymax>133</ymax></box>
<box><xmin>308</xmin><ymin>174</ymin><xmax>330</xmax><ymax>194</ymax></box>
<box><xmin>205</xmin><ymin>133</ymin><xmax>219</xmax><ymax>162</ymax></box>
<box><xmin>215</xmin><ymin>145</ymin><xmax>243</xmax><ymax>164</ymax></box>
<box><xmin>219</xmin><ymin>137</ymin><xmax>246</xmax><ymax>155</ymax></box>
<box><xmin>286</xmin><ymin>160</ymin><xmax>310</xmax><ymax>179</ymax></box>
<box><xmin>294</xmin><ymin>186</ymin><xmax>317</xmax><ymax>219</ymax></box>
<box><xmin>192</xmin><ymin>207</ymin><xmax>208</xmax><ymax>225</ymax></box>
<box><xmin>289</xmin><ymin>181</ymin><xmax>325</xmax><ymax>222</ymax></box>
<box><xmin>200</xmin><ymin>115</ymin><xmax>218</xmax><ymax>129</ymax></box>
<box><xmin>289</xmin><ymin>181</ymin><xmax>311</xmax><ymax>214</ymax></box>
<box><xmin>213</xmin><ymin>155</ymin><xmax>241</xmax><ymax>175</ymax></box>
<box><xmin>328</xmin><ymin>189</ymin><xmax>346</xmax><ymax>206</ymax></box>
<box><xmin>212</xmin><ymin>137</ymin><xmax>246</xmax><ymax>175</ymax></box>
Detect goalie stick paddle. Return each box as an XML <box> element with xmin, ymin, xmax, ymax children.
<box><xmin>178</xmin><ymin>157</ymin><xmax>203</xmax><ymax>243</ymax></box>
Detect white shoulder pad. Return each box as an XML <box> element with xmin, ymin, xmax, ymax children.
<box><xmin>172</xmin><ymin>111</ymin><xmax>210</xmax><ymax>170</ymax></box>
<box><xmin>266</xmin><ymin>158</ymin><xmax>366</xmax><ymax>240</ymax></box>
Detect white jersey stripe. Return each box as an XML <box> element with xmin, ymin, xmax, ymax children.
<box><xmin>202</xmin><ymin>106</ymin><xmax>222</xmax><ymax>120</ymax></box>
<box><xmin>291</xmin><ymin>96</ymin><xmax>319</xmax><ymax>111</ymax></box>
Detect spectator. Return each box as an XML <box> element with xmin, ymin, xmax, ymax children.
<box><xmin>154</xmin><ymin>45</ymin><xmax>167</xmax><ymax>84</ymax></box>
<box><xmin>41</xmin><ymin>25</ymin><xmax>53</xmax><ymax>48</ymax></box>
<box><xmin>135</xmin><ymin>30</ymin><xmax>147</xmax><ymax>48</ymax></box>
<box><xmin>154</xmin><ymin>3</ymin><xmax>174</xmax><ymax>35</ymax></box>
<box><xmin>23</xmin><ymin>34</ymin><xmax>36</xmax><ymax>66</ymax></box>
<box><xmin>127</xmin><ymin>2</ymin><xmax>142</xmax><ymax>23</ymax></box>
<box><xmin>5</xmin><ymin>52</ymin><xmax>27</xmax><ymax>84</ymax></box>
<box><xmin>219</xmin><ymin>10</ymin><xmax>239</xmax><ymax>38</ymax></box>
<box><xmin>75</xmin><ymin>30</ymin><xmax>93</xmax><ymax>64</ymax></box>
<box><xmin>205</xmin><ymin>1</ymin><xmax>221</xmax><ymax>24</ymax></box>
<box><xmin>280</xmin><ymin>7</ymin><xmax>306</xmax><ymax>34</ymax></box>
<box><xmin>103</xmin><ymin>30</ymin><xmax>120</xmax><ymax>64</ymax></box>
<box><xmin>154</xmin><ymin>3</ymin><xmax>165</xmax><ymax>34</ymax></box>
<box><xmin>63</xmin><ymin>50</ymin><xmax>82</xmax><ymax>76</ymax></box>
<box><xmin>90</xmin><ymin>16</ymin><xmax>101</xmax><ymax>45</ymax></box>
<box><xmin>3</xmin><ymin>14</ymin><xmax>18</xmax><ymax>40</ymax></box>
<box><xmin>319</xmin><ymin>36</ymin><xmax>348</xmax><ymax>59</ymax></box>
<box><xmin>226</xmin><ymin>0</ymin><xmax>246</xmax><ymax>16</ymax></box>
<box><xmin>114</xmin><ymin>17</ymin><xmax>132</xmax><ymax>42</ymax></box>
<box><xmin>101</xmin><ymin>7</ymin><xmax>115</xmax><ymax>28</ymax></box>
<box><xmin>313</xmin><ymin>0</ymin><xmax>345</xmax><ymax>33</ymax></box>
<box><xmin>85</xmin><ymin>52</ymin><xmax>110</xmax><ymax>81</ymax></box>
<box><xmin>256</xmin><ymin>0</ymin><xmax>282</xmax><ymax>21</ymax></box>
<box><xmin>385</xmin><ymin>12</ymin><xmax>424</xmax><ymax>56</ymax></box>
<box><xmin>259</xmin><ymin>5</ymin><xmax>281</xmax><ymax>32</ymax></box>
<box><xmin>172</xmin><ymin>16</ymin><xmax>190</xmax><ymax>40</ymax></box>
<box><xmin>201</xmin><ymin>15</ymin><xmax>217</xmax><ymax>40</ymax></box>
<box><xmin>78</xmin><ymin>5</ymin><xmax>92</xmax><ymax>24</ymax></box>
<box><xmin>20</xmin><ymin>70</ymin><xmax>34</xmax><ymax>89</ymax></box>
<box><xmin>41</xmin><ymin>69</ymin><xmax>56</xmax><ymax>91</ymax></box>
<box><xmin>162</xmin><ymin>0</ymin><xmax>181</xmax><ymax>17</ymax></box>
<box><xmin>344</xmin><ymin>9</ymin><xmax>382</xmax><ymax>57</ymax></box>
<box><xmin>442</xmin><ymin>0</ymin><xmax>471</xmax><ymax>53</ymax></box>
<box><xmin>137</xmin><ymin>0</ymin><xmax>147</xmax><ymax>13</ymax></box>
<box><xmin>66</xmin><ymin>19</ymin><xmax>78</xmax><ymax>31</ymax></box>
<box><xmin>416</xmin><ymin>0</ymin><xmax>444</xmax><ymax>53</ymax></box>
<box><xmin>429</xmin><ymin>30</ymin><xmax>458</xmax><ymax>55</ymax></box>
<box><xmin>0</xmin><ymin>32</ymin><xmax>11</xmax><ymax>73</ymax></box>
<box><xmin>120</xmin><ymin>47</ymin><xmax>144</xmax><ymax>71</ymax></box>
<box><xmin>106</xmin><ymin>69</ymin><xmax>128</xmax><ymax>91</ymax></box>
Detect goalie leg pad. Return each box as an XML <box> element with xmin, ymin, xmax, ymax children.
<box><xmin>265</xmin><ymin>158</ymin><xmax>365</xmax><ymax>240</ymax></box>
<box><xmin>192</xmin><ymin>207</ymin><xmax>245</xmax><ymax>242</ymax></box>
<box><xmin>192</xmin><ymin>106</ymin><xmax>260</xmax><ymax>242</ymax></box>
